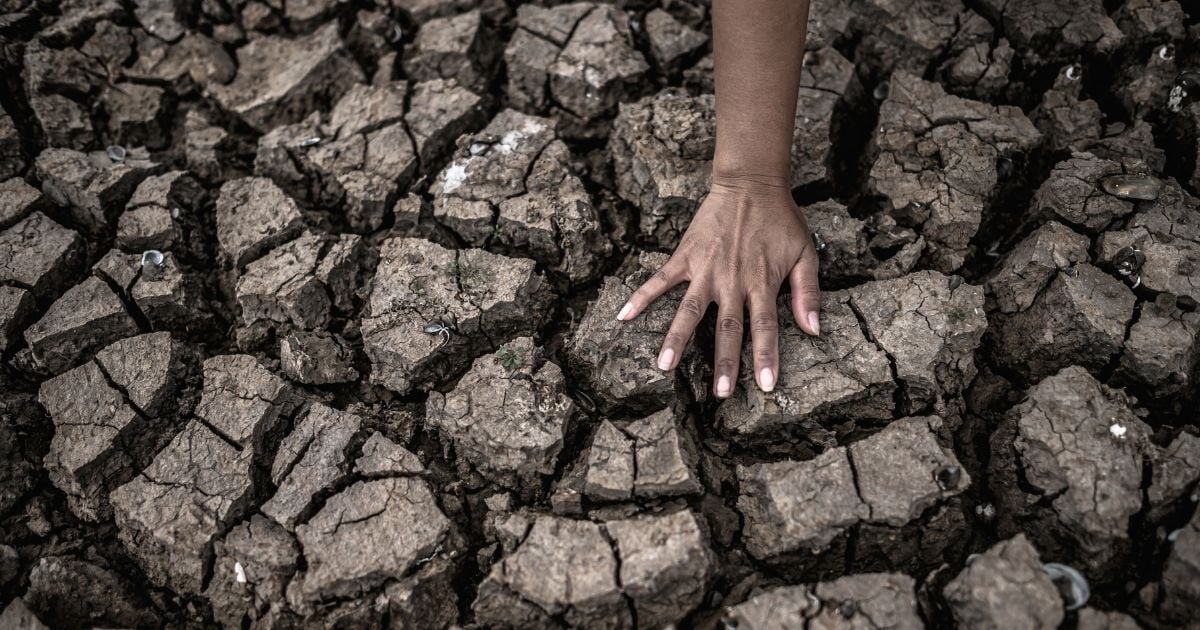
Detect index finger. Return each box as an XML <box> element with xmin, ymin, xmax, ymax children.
<box><xmin>617</xmin><ymin>258</ymin><xmax>686</xmax><ymax>321</ymax></box>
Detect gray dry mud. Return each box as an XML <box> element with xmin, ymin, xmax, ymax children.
<box><xmin>2</xmin><ymin>0</ymin><xmax>1200</xmax><ymax>628</ymax></box>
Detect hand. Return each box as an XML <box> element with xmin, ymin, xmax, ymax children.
<box><xmin>616</xmin><ymin>174</ymin><xmax>822</xmax><ymax>399</ymax></box>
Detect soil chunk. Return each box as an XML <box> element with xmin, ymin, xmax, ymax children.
<box><xmin>643</xmin><ymin>9</ymin><xmax>708</xmax><ymax>75</ymax></box>
<box><xmin>475</xmin><ymin>510</ymin><xmax>712</xmax><ymax>628</ymax></box>
<box><xmin>846</xmin><ymin>271</ymin><xmax>987</xmax><ymax>413</ymax></box>
<box><xmin>403</xmin><ymin>10</ymin><xmax>498</xmax><ymax>92</ymax></box>
<box><xmin>716</xmin><ymin>292</ymin><xmax>893</xmax><ymax>444</ymax></box>
<box><xmin>279</xmin><ymin>331</ymin><xmax>358</xmax><ymax>385</ymax></box>
<box><xmin>0</xmin><ymin>211</ymin><xmax>83</xmax><ymax>301</ymax></box>
<box><xmin>866</xmin><ymin>72</ymin><xmax>1040</xmax><ymax>271</ymax></box>
<box><xmin>24</xmin><ymin>276</ymin><xmax>140</xmax><ymax>374</ymax></box>
<box><xmin>504</xmin><ymin>3</ymin><xmax>649</xmax><ymax>126</ymax></box>
<box><xmin>215</xmin><ymin>177</ymin><xmax>306</xmax><ymax>268</ymax></box>
<box><xmin>984</xmin><ymin>221</ymin><xmax>1091</xmax><ymax>315</ymax></box>
<box><xmin>1097</xmin><ymin>179</ymin><xmax>1200</xmax><ymax>304</ymax></box>
<box><xmin>39</xmin><ymin>333</ymin><xmax>185</xmax><ymax>521</ymax></box>
<box><xmin>727</xmin><ymin>572</ymin><xmax>923</xmax><ymax>630</ymax></box>
<box><xmin>209</xmin><ymin>23</ymin><xmax>364</xmax><ymax>132</ymax></box>
<box><xmin>1160</xmin><ymin>509</ymin><xmax>1200</xmax><ymax>623</ymax></box>
<box><xmin>426</xmin><ymin>337</ymin><xmax>575</xmax><ymax>495</ymax></box>
<box><xmin>24</xmin><ymin>555</ymin><xmax>159</xmax><ymax>629</ymax></box>
<box><xmin>942</xmin><ymin>535</ymin><xmax>1065</xmax><ymax>629</ymax></box>
<box><xmin>262</xmin><ymin>403</ymin><xmax>363</xmax><ymax>530</ymax></box>
<box><xmin>34</xmin><ymin>147</ymin><xmax>161</xmax><ymax>233</ymax></box>
<box><xmin>431</xmin><ymin>109</ymin><xmax>610</xmax><ymax>282</ymax></box>
<box><xmin>567</xmin><ymin>253</ymin><xmax>686</xmax><ymax>414</ymax></box>
<box><xmin>989</xmin><ymin>366</ymin><xmax>1152</xmax><ymax>576</ymax></box>
<box><xmin>582</xmin><ymin>409</ymin><xmax>701</xmax><ymax>502</ymax></box>
<box><xmin>992</xmin><ymin>265</ymin><xmax>1136</xmax><ymax>381</ymax></box>
<box><xmin>739</xmin><ymin>416</ymin><xmax>968</xmax><ymax>561</ymax></box>
<box><xmin>291</xmin><ymin>476</ymin><xmax>453</xmax><ymax>603</ymax></box>
<box><xmin>235</xmin><ymin>232</ymin><xmax>363</xmax><ymax>332</ymax></box>
<box><xmin>362</xmin><ymin>237</ymin><xmax>549</xmax><ymax>395</ymax></box>
<box><xmin>0</xmin><ymin>178</ymin><xmax>45</xmax><ymax>230</ymax></box>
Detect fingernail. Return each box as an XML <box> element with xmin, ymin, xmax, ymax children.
<box><xmin>759</xmin><ymin>368</ymin><xmax>775</xmax><ymax>392</ymax></box>
<box><xmin>617</xmin><ymin>303</ymin><xmax>632</xmax><ymax>321</ymax></box>
<box><xmin>716</xmin><ymin>375</ymin><xmax>731</xmax><ymax>398</ymax></box>
<box><xmin>808</xmin><ymin>312</ymin><xmax>820</xmax><ymax>336</ymax></box>
<box><xmin>658</xmin><ymin>348</ymin><xmax>675</xmax><ymax>371</ymax></box>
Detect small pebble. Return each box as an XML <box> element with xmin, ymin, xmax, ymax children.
<box><xmin>1109</xmin><ymin>423</ymin><xmax>1127</xmax><ymax>439</ymax></box>
<box><xmin>1099</xmin><ymin>174</ymin><xmax>1162</xmax><ymax>201</ymax></box>
<box><xmin>873</xmin><ymin>80</ymin><xmax>890</xmax><ymax>101</ymax></box>
<box><xmin>811</xmin><ymin>231</ymin><xmax>827</xmax><ymax>252</ymax></box>
<box><xmin>1065</xmin><ymin>64</ymin><xmax>1083</xmax><ymax>81</ymax></box>
<box><xmin>1043</xmin><ymin>563</ymin><xmax>1090</xmax><ymax>610</ymax></box>
<box><xmin>106</xmin><ymin>145</ymin><xmax>127</xmax><ymax>163</ymax></box>
<box><xmin>141</xmin><ymin>250</ymin><xmax>165</xmax><ymax>278</ymax></box>
<box><xmin>1168</xmin><ymin>72</ymin><xmax>1200</xmax><ymax>113</ymax></box>
<box><xmin>936</xmin><ymin>464</ymin><xmax>962</xmax><ymax>489</ymax></box>
<box><xmin>1113</xmin><ymin>246</ymin><xmax>1146</xmax><ymax>277</ymax></box>
<box><xmin>996</xmin><ymin>156</ymin><xmax>1015</xmax><ymax>179</ymax></box>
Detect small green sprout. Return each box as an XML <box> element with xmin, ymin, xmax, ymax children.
<box><xmin>497</xmin><ymin>344</ymin><xmax>526</xmax><ymax>372</ymax></box>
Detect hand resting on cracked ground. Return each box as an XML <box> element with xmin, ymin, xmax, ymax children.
<box><xmin>616</xmin><ymin>0</ymin><xmax>821</xmax><ymax>400</ymax></box>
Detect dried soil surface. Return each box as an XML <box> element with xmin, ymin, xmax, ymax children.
<box><xmin>1</xmin><ymin>0</ymin><xmax>1200</xmax><ymax>628</ymax></box>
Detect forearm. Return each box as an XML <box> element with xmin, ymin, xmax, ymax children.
<box><xmin>711</xmin><ymin>0</ymin><xmax>810</xmax><ymax>185</ymax></box>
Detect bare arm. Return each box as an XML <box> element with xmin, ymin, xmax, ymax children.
<box><xmin>618</xmin><ymin>0</ymin><xmax>821</xmax><ymax>399</ymax></box>
<box><xmin>712</xmin><ymin>0</ymin><xmax>811</xmax><ymax>183</ymax></box>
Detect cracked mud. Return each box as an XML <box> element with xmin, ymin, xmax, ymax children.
<box><xmin>2</xmin><ymin>0</ymin><xmax>1200</xmax><ymax>628</ymax></box>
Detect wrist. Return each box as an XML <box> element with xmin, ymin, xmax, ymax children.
<box><xmin>709</xmin><ymin>169</ymin><xmax>793</xmax><ymax>201</ymax></box>
<box><xmin>710</xmin><ymin>163</ymin><xmax>791</xmax><ymax>192</ymax></box>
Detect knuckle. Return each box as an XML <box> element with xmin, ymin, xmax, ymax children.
<box><xmin>652</xmin><ymin>269</ymin><xmax>671</xmax><ymax>286</ymax></box>
<box><xmin>714</xmin><ymin>358</ymin><xmax>738</xmax><ymax>373</ymax></box>
<box><xmin>751</xmin><ymin>314</ymin><xmax>779</xmax><ymax>333</ymax></box>
<box><xmin>662</xmin><ymin>332</ymin><xmax>686</xmax><ymax>348</ymax></box>
<box><xmin>796</xmin><ymin>286</ymin><xmax>822</xmax><ymax>301</ymax></box>
<box><xmin>754</xmin><ymin>351</ymin><xmax>776</xmax><ymax>366</ymax></box>
<box><xmin>679</xmin><ymin>296</ymin><xmax>705</xmax><ymax>318</ymax></box>
<box><xmin>717</xmin><ymin>316</ymin><xmax>743</xmax><ymax>335</ymax></box>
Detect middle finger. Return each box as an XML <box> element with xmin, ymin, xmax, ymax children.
<box><xmin>713</xmin><ymin>293</ymin><xmax>744</xmax><ymax>399</ymax></box>
<box><xmin>657</xmin><ymin>284</ymin><xmax>710</xmax><ymax>371</ymax></box>
<box><xmin>748</xmin><ymin>291</ymin><xmax>780</xmax><ymax>392</ymax></box>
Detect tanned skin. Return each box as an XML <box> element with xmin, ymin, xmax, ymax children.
<box><xmin>616</xmin><ymin>0</ymin><xmax>819</xmax><ymax>399</ymax></box>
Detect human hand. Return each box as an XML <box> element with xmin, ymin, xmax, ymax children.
<box><xmin>616</xmin><ymin>174</ymin><xmax>822</xmax><ymax>399</ymax></box>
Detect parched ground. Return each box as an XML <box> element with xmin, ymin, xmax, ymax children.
<box><xmin>1</xmin><ymin>0</ymin><xmax>1200</xmax><ymax>628</ymax></box>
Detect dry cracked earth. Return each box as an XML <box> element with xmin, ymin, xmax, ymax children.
<box><xmin>2</xmin><ymin>0</ymin><xmax>1200</xmax><ymax>628</ymax></box>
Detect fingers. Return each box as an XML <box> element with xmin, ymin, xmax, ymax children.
<box><xmin>712</xmin><ymin>295</ymin><xmax>744</xmax><ymax>399</ymax></box>
<box><xmin>658</xmin><ymin>284</ymin><xmax>709</xmax><ymax>372</ymax></box>
<box><xmin>617</xmin><ymin>259</ymin><xmax>685</xmax><ymax>321</ymax></box>
<box><xmin>748</xmin><ymin>292</ymin><xmax>780</xmax><ymax>392</ymax></box>
<box><xmin>788</xmin><ymin>244</ymin><xmax>822</xmax><ymax>336</ymax></box>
